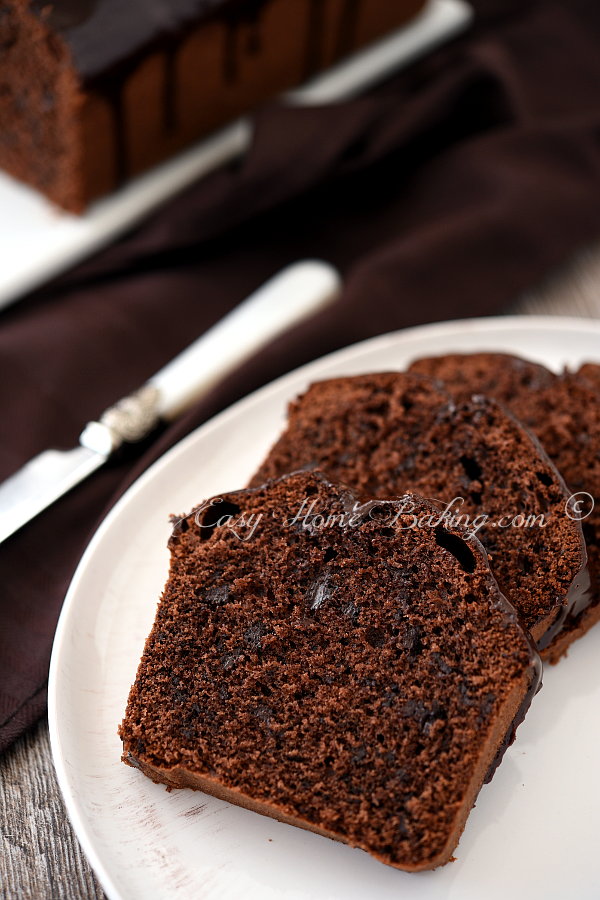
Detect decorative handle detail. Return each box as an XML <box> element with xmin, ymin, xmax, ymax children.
<box><xmin>79</xmin><ymin>261</ymin><xmax>341</xmax><ymax>454</ymax></box>
<box><xmin>80</xmin><ymin>385</ymin><xmax>161</xmax><ymax>455</ymax></box>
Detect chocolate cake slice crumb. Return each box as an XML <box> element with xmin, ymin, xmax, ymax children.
<box><xmin>250</xmin><ymin>373</ymin><xmax>587</xmax><ymax>657</ymax></box>
<box><xmin>120</xmin><ymin>471</ymin><xmax>540</xmax><ymax>872</ymax></box>
<box><xmin>409</xmin><ymin>353</ymin><xmax>600</xmax><ymax>662</ymax></box>
<box><xmin>577</xmin><ymin>362</ymin><xmax>600</xmax><ymax>397</ymax></box>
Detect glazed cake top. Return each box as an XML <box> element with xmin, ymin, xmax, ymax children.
<box><xmin>30</xmin><ymin>0</ymin><xmax>273</xmax><ymax>81</ymax></box>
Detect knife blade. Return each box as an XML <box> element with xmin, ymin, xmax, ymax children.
<box><xmin>0</xmin><ymin>260</ymin><xmax>341</xmax><ymax>544</ymax></box>
<box><xmin>0</xmin><ymin>447</ymin><xmax>105</xmax><ymax>544</ymax></box>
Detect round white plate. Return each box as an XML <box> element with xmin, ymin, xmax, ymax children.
<box><xmin>49</xmin><ymin>316</ymin><xmax>600</xmax><ymax>900</ymax></box>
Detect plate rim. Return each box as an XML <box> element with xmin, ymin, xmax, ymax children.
<box><xmin>48</xmin><ymin>313</ymin><xmax>600</xmax><ymax>899</ymax></box>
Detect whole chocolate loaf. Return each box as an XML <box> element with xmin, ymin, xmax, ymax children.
<box><xmin>0</xmin><ymin>0</ymin><xmax>426</xmax><ymax>211</ymax></box>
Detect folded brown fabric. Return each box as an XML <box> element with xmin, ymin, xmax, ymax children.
<box><xmin>2</xmin><ymin>0</ymin><xmax>600</xmax><ymax>752</ymax></box>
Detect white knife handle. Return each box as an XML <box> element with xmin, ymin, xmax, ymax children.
<box><xmin>81</xmin><ymin>260</ymin><xmax>341</xmax><ymax>456</ymax></box>
<box><xmin>146</xmin><ymin>260</ymin><xmax>341</xmax><ymax>421</ymax></box>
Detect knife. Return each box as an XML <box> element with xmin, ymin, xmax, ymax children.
<box><xmin>0</xmin><ymin>260</ymin><xmax>341</xmax><ymax>544</ymax></box>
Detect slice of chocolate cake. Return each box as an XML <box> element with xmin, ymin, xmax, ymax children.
<box><xmin>408</xmin><ymin>353</ymin><xmax>600</xmax><ymax>662</ymax></box>
<box><xmin>0</xmin><ymin>0</ymin><xmax>426</xmax><ymax>211</ymax></box>
<box><xmin>250</xmin><ymin>373</ymin><xmax>588</xmax><ymax>657</ymax></box>
<box><xmin>120</xmin><ymin>471</ymin><xmax>541</xmax><ymax>872</ymax></box>
<box><xmin>408</xmin><ymin>352</ymin><xmax>556</xmax><ymax>424</ymax></box>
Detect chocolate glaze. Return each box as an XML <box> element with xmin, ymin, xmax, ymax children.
<box><xmin>163</xmin><ymin>41</ymin><xmax>179</xmax><ymax>133</ymax></box>
<box><xmin>31</xmin><ymin>1</ymin><xmax>276</xmax><ymax>183</ymax></box>
<box><xmin>483</xmin><ymin>649</ymin><xmax>542</xmax><ymax>783</ymax></box>
<box><xmin>33</xmin><ymin>0</ymin><xmax>98</xmax><ymax>30</ymax></box>
<box><xmin>30</xmin><ymin>0</ymin><xmax>273</xmax><ymax>82</ymax></box>
<box><xmin>29</xmin><ymin>0</ymin><xmax>364</xmax><ymax>186</ymax></box>
<box><xmin>303</xmin><ymin>0</ymin><xmax>326</xmax><ymax>80</ymax></box>
<box><xmin>536</xmin><ymin>559</ymin><xmax>592</xmax><ymax>652</ymax></box>
<box><xmin>336</xmin><ymin>0</ymin><xmax>361</xmax><ymax>60</ymax></box>
<box><xmin>222</xmin><ymin>2</ymin><xmax>263</xmax><ymax>84</ymax></box>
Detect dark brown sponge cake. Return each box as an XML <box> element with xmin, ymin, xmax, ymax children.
<box><xmin>577</xmin><ymin>362</ymin><xmax>600</xmax><ymax>396</ymax></box>
<box><xmin>408</xmin><ymin>352</ymin><xmax>556</xmax><ymax>425</ymax></box>
<box><xmin>120</xmin><ymin>471</ymin><xmax>540</xmax><ymax>872</ymax></box>
<box><xmin>250</xmin><ymin>373</ymin><xmax>588</xmax><ymax>657</ymax></box>
<box><xmin>408</xmin><ymin>353</ymin><xmax>600</xmax><ymax>663</ymax></box>
<box><xmin>0</xmin><ymin>0</ymin><xmax>426</xmax><ymax>211</ymax></box>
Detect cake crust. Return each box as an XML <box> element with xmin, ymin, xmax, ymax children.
<box><xmin>127</xmin><ymin>676</ymin><xmax>532</xmax><ymax>873</ymax></box>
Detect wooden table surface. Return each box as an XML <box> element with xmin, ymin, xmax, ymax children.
<box><xmin>2</xmin><ymin>243</ymin><xmax>600</xmax><ymax>900</ymax></box>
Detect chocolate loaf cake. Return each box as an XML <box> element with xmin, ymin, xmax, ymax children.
<box><xmin>0</xmin><ymin>0</ymin><xmax>426</xmax><ymax>211</ymax></box>
<box><xmin>250</xmin><ymin>373</ymin><xmax>588</xmax><ymax>657</ymax></box>
<box><xmin>120</xmin><ymin>471</ymin><xmax>541</xmax><ymax>871</ymax></box>
<box><xmin>408</xmin><ymin>353</ymin><xmax>600</xmax><ymax>662</ymax></box>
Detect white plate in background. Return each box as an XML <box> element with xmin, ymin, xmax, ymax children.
<box><xmin>49</xmin><ymin>316</ymin><xmax>600</xmax><ymax>900</ymax></box>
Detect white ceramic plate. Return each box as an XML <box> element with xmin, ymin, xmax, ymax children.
<box><xmin>49</xmin><ymin>316</ymin><xmax>600</xmax><ymax>900</ymax></box>
<box><xmin>0</xmin><ymin>0</ymin><xmax>471</xmax><ymax>311</ymax></box>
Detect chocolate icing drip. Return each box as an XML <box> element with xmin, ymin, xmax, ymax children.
<box><xmin>246</xmin><ymin>17</ymin><xmax>262</xmax><ymax>54</ymax></box>
<box><xmin>484</xmin><ymin>650</ymin><xmax>542</xmax><ymax>784</ymax></box>
<box><xmin>222</xmin><ymin>4</ymin><xmax>263</xmax><ymax>83</ymax></box>
<box><xmin>30</xmin><ymin>0</ymin><xmax>274</xmax><ymax>83</ymax></box>
<box><xmin>536</xmin><ymin>560</ymin><xmax>593</xmax><ymax>652</ymax></box>
<box><xmin>31</xmin><ymin>0</ymin><xmax>98</xmax><ymax>30</ymax></box>
<box><xmin>163</xmin><ymin>42</ymin><xmax>179</xmax><ymax>133</ymax></box>
<box><xmin>223</xmin><ymin>21</ymin><xmax>238</xmax><ymax>84</ymax></box>
<box><xmin>98</xmin><ymin>71</ymin><xmax>131</xmax><ymax>185</ymax></box>
<box><xmin>335</xmin><ymin>0</ymin><xmax>361</xmax><ymax>60</ymax></box>
<box><xmin>30</xmin><ymin>0</ymin><xmax>276</xmax><ymax>181</ymax></box>
<box><xmin>304</xmin><ymin>0</ymin><xmax>326</xmax><ymax>80</ymax></box>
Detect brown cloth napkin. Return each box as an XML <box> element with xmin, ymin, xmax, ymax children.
<box><xmin>2</xmin><ymin>0</ymin><xmax>600</xmax><ymax>752</ymax></box>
